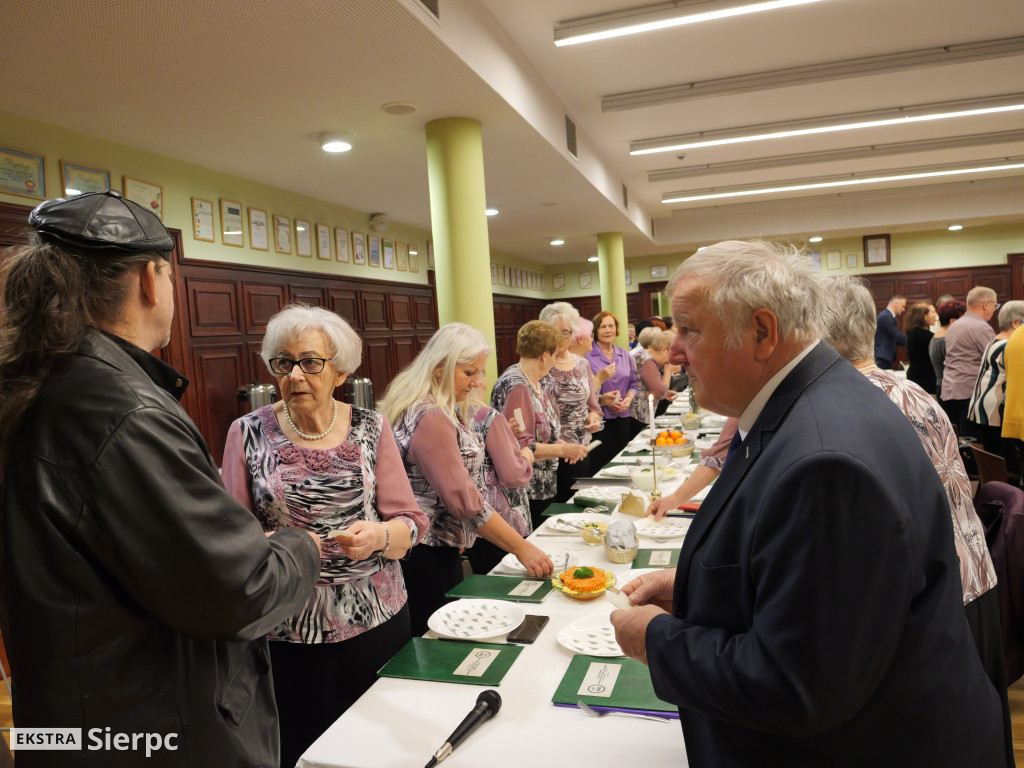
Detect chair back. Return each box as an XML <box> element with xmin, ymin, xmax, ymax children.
<box><xmin>970</xmin><ymin>444</ymin><xmax>1009</xmax><ymax>493</ymax></box>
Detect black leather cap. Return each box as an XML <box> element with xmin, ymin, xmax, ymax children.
<box><xmin>29</xmin><ymin>190</ymin><xmax>174</xmax><ymax>254</ymax></box>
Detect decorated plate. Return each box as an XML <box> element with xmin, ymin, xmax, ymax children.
<box><xmin>427</xmin><ymin>599</ymin><xmax>526</xmax><ymax>640</ymax></box>
<box><xmin>500</xmin><ymin>550</ymin><xmax>579</xmax><ymax>574</ymax></box>
<box><xmin>541</xmin><ymin>514</ymin><xmax>611</xmax><ymax>535</ymax></box>
<box><xmin>634</xmin><ymin>517</ymin><xmax>691</xmax><ymax>540</ymax></box>
<box><xmin>571</xmin><ymin>485</ymin><xmax>632</xmax><ymax>502</ymax></box>
<box><xmin>597</xmin><ymin>464</ymin><xmax>632</xmax><ymax>478</ymax></box>
<box><xmin>557</xmin><ymin>613</ymin><xmax>624</xmax><ymax>657</ymax></box>
<box><xmin>551</xmin><ymin>566</ymin><xmax>616</xmax><ymax>600</ymax></box>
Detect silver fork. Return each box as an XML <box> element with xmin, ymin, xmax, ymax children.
<box><xmin>576</xmin><ymin>700</ymin><xmax>671</xmax><ymax>722</ymax></box>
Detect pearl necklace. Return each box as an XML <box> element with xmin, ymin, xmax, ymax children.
<box><xmin>284</xmin><ymin>399</ymin><xmax>338</xmax><ymax>441</ymax></box>
<box><xmin>517</xmin><ymin>362</ymin><xmax>543</xmax><ymax>396</ymax></box>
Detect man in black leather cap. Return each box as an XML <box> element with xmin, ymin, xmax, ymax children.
<box><xmin>0</xmin><ymin>190</ymin><xmax>322</xmax><ymax>767</ymax></box>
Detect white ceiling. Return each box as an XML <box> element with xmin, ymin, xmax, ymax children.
<box><xmin>3</xmin><ymin>0</ymin><xmax>1023</xmax><ymax>265</ymax></box>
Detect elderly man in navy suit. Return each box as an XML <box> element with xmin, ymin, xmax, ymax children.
<box><xmin>874</xmin><ymin>294</ymin><xmax>907</xmax><ymax>369</ymax></box>
<box><xmin>611</xmin><ymin>241</ymin><xmax>1005</xmax><ymax>768</ymax></box>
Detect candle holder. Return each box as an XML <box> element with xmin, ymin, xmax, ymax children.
<box><xmin>649</xmin><ymin>436</ymin><xmax>661</xmax><ymax>500</ymax></box>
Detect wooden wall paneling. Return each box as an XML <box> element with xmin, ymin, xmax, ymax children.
<box><xmin>413</xmin><ymin>293</ymin><xmax>435</xmax><ymax>328</ymax></box>
<box><xmin>934</xmin><ymin>274</ymin><xmax>973</xmax><ymax>301</ymax></box>
<box><xmin>389</xmin><ymin>293</ymin><xmax>415</xmax><ymax>331</ymax></box>
<box><xmin>627</xmin><ymin>294</ymin><xmax>642</xmax><ymax>323</ymax></box>
<box><xmin>975</xmin><ymin>268</ymin><xmax>1012</xmax><ymax>301</ymax></box>
<box><xmin>247</xmin><ymin>342</ymin><xmax>276</xmax><ymax>386</ymax></box>
<box><xmin>0</xmin><ymin>203</ymin><xmax>31</xmax><ymax>247</ymax></box>
<box><xmin>288</xmin><ymin>284</ymin><xmax>326</xmax><ymax>307</ymax></box>
<box><xmin>392</xmin><ymin>334</ymin><xmax>418</xmax><ymax>374</ymax></box>
<box><xmin>328</xmin><ymin>288</ymin><xmax>361</xmax><ymax>329</ymax></box>
<box><xmin>361</xmin><ymin>291</ymin><xmax>390</xmax><ymax>330</ymax></box>
<box><xmin>868</xmin><ymin>277</ymin><xmax>900</xmax><ymax>311</ymax></box>
<box><xmin>242</xmin><ymin>282</ymin><xmax>287</xmax><ymax>334</ymax></box>
<box><xmin>186</xmin><ymin>278</ymin><xmax>243</xmax><ymax>338</ymax></box>
<box><xmin>191</xmin><ymin>343</ymin><xmax>249</xmax><ymax>465</ymax></box>
<box><xmin>897</xmin><ymin>277</ymin><xmax>933</xmax><ymax>305</ymax></box>
<box><xmin>362</xmin><ymin>336</ymin><xmax>392</xmax><ymax>400</ymax></box>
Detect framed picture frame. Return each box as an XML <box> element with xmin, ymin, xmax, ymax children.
<box><xmin>368</xmin><ymin>235</ymin><xmax>381</xmax><ymax>268</ymax></box>
<box><xmin>826</xmin><ymin>250</ymin><xmax>841</xmax><ymax>270</ymax></box>
<box><xmin>409</xmin><ymin>247</ymin><xmax>419</xmax><ymax>273</ymax></box>
<box><xmin>579</xmin><ymin>272</ymin><xmax>592</xmax><ymax>290</ymax></box>
<box><xmin>316</xmin><ymin>223</ymin><xmax>332</xmax><ymax>260</ymax></box>
<box><xmin>295</xmin><ymin>219</ymin><xmax>312</xmax><ymax>257</ymax></box>
<box><xmin>191</xmin><ymin>197</ymin><xmax>215</xmax><ymax>242</ymax></box>
<box><xmin>123</xmin><ymin>176</ymin><xmax>162</xmax><ymax>220</ymax></box>
<box><xmin>248</xmin><ymin>208</ymin><xmax>269</xmax><ymax>251</ymax></box>
<box><xmin>491</xmin><ymin>264</ymin><xmax>498</xmax><ymax>284</ymax></box>
<box><xmin>808</xmin><ymin>251</ymin><xmax>821</xmax><ymax>271</ymax></box>
<box><xmin>553</xmin><ymin>273</ymin><xmax>566</xmax><ymax>292</ymax></box>
<box><xmin>352</xmin><ymin>232</ymin><xmax>367</xmax><ymax>265</ymax></box>
<box><xmin>273</xmin><ymin>214</ymin><xmax>292</xmax><ymax>254</ymax></box>
<box><xmin>504</xmin><ymin>266</ymin><xmax>511</xmax><ymax>286</ymax></box>
<box><xmin>650</xmin><ymin>265</ymin><xmax>668</xmax><ymax>279</ymax></box>
<box><xmin>396</xmin><ymin>242</ymin><xmax>408</xmax><ymax>271</ymax></box>
<box><xmin>61</xmin><ymin>160</ymin><xmax>112</xmax><ymax>197</ymax></box>
<box><xmin>0</xmin><ymin>145</ymin><xmax>46</xmax><ymax>199</ymax></box>
<box><xmin>220</xmin><ymin>199</ymin><xmax>244</xmax><ymax>247</ymax></box>
<box><xmin>335</xmin><ymin>228</ymin><xmax>350</xmax><ymax>262</ymax></box>
<box><xmin>846</xmin><ymin>252</ymin><xmax>858</xmax><ymax>269</ymax></box>
<box><xmin>863</xmin><ymin>234</ymin><xmax>891</xmax><ymax>267</ymax></box>
<box><xmin>382</xmin><ymin>239</ymin><xmax>395</xmax><ymax>269</ymax></box>
<box><xmin>427</xmin><ymin>241</ymin><xmax>435</xmax><ymax>270</ymax></box>
<box><xmin>624</xmin><ymin>268</ymin><xmax>631</xmax><ymax>286</ymax></box>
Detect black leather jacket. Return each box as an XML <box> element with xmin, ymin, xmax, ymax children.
<box><xmin>2</xmin><ymin>331</ymin><xmax>320</xmax><ymax>767</ymax></box>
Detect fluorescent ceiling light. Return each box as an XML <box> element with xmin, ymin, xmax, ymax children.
<box><xmin>554</xmin><ymin>0</ymin><xmax>826</xmax><ymax>47</ymax></box>
<box><xmin>948</xmin><ymin>224</ymin><xmax>964</xmax><ymax>231</ymax></box>
<box><xmin>485</xmin><ymin>207</ymin><xmax>500</xmax><ymax>216</ymax></box>
<box><xmin>662</xmin><ymin>158</ymin><xmax>1024</xmax><ymax>204</ymax></box>
<box><xmin>550</xmin><ymin>239</ymin><xmax>565</xmax><ymax>246</ymax></box>
<box><xmin>588</xmin><ymin>256</ymin><xmax>599</xmax><ymax>262</ymax></box>
<box><xmin>809</xmin><ymin>236</ymin><xmax>823</xmax><ymax>243</ymax></box>
<box><xmin>631</xmin><ymin>94</ymin><xmax>1024</xmax><ymax>155</ymax></box>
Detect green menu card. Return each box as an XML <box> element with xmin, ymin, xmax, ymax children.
<box><xmin>552</xmin><ymin>654</ymin><xmax>676</xmax><ymax>713</ymax></box>
<box><xmin>632</xmin><ymin>548</ymin><xmax>681</xmax><ymax>568</ymax></box>
<box><xmin>378</xmin><ymin>637</ymin><xmax>523</xmax><ymax>686</ymax></box>
<box><xmin>445</xmin><ymin>574</ymin><xmax>553</xmax><ymax>603</ymax></box>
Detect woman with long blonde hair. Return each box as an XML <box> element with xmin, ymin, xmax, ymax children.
<box><xmin>379</xmin><ymin>323</ymin><xmax>552</xmax><ymax>635</ymax></box>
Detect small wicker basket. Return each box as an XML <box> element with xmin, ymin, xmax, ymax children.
<box><xmin>619</xmin><ymin>491</ymin><xmax>646</xmax><ymax>517</ymax></box>
<box><xmin>604</xmin><ymin>542</ymin><xmax>639</xmax><ymax>564</ymax></box>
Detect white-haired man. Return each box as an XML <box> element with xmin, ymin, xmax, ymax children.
<box><xmin>942</xmin><ymin>285</ymin><xmax>998</xmax><ymax>436</ymax></box>
<box><xmin>611</xmin><ymin>241</ymin><xmax>1005</xmax><ymax>767</ymax></box>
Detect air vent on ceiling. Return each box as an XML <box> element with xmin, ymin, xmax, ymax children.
<box><xmin>565</xmin><ymin>115</ymin><xmax>578</xmax><ymax>159</ymax></box>
<box><xmin>418</xmin><ymin>0</ymin><xmax>439</xmax><ymax>18</ymax></box>
<box><xmin>622</xmin><ymin>184</ymin><xmax>629</xmax><ymax>210</ymax></box>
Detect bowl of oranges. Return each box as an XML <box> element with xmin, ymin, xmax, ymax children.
<box><xmin>655</xmin><ymin>429</ymin><xmax>694</xmax><ymax>458</ymax></box>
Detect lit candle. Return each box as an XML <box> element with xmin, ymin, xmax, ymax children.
<box><xmin>649</xmin><ymin>393</ymin><xmax>656</xmax><ymax>442</ymax></box>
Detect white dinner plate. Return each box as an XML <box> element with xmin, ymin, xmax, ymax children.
<box><xmin>597</xmin><ymin>464</ymin><xmax>632</xmax><ymax>478</ymax></box>
<box><xmin>499</xmin><ymin>550</ymin><xmax>580</xmax><ymax>574</ymax></box>
<box><xmin>571</xmin><ymin>485</ymin><xmax>632</xmax><ymax>502</ymax></box>
<box><xmin>634</xmin><ymin>517</ymin><xmax>691</xmax><ymax>540</ymax></box>
<box><xmin>541</xmin><ymin>513</ymin><xmax>610</xmax><ymax>534</ymax></box>
<box><xmin>427</xmin><ymin>599</ymin><xmax>526</xmax><ymax>640</ymax></box>
<box><xmin>556</xmin><ymin>613</ymin><xmax>624</xmax><ymax>657</ymax></box>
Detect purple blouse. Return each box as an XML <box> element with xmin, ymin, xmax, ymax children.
<box><xmin>584</xmin><ymin>341</ymin><xmax>638</xmax><ymax>420</ymax></box>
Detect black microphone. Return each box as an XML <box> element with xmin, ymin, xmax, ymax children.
<box><xmin>425</xmin><ymin>689</ymin><xmax>502</xmax><ymax>767</ymax></box>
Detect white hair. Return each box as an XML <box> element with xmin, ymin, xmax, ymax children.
<box><xmin>648</xmin><ymin>329</ymin><xmax>675</xmax><ymax>352</ymax></box>
<box><xmin>666</xmin><ymin>240</ymin><xmax>823</xmax><ymax>349</ymax></box>
<box><xmin>260</xmin><ymin>303</ymin><xmax>361</xmax><ymax>374</ymax></box>
<box><xmin>636</xmin><ymin>326</ymin><xmax>660</xmax><ymax>349</ymax></box>
<box><xmin>998</xmin><ymin>300</ymin><xmax>1024</xmax><ymax>331</ymax></box>
<box><xmin>539</xmin><ymin>301</ymin><xmax>580</xmax><ymax>331</ymax></box>
<box><xmin>819</xmin><ymin>276</ymin><xmax>876</xmax><ymax>362</ymax></box>
<box><xmin>378</xmin><ymin>322</ymin><xmax>492</xmax><ymax>425</ymax></box>
<box><xmin>966</xmin><ymin>286</ymin><xmax>996</xmax><ymax>307</ymax></box>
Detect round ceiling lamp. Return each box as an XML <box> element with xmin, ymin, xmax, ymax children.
<box><xmin>318</xmin><ymin>131</ymin><xmax>354</xmax><ymax>153</ymax></box>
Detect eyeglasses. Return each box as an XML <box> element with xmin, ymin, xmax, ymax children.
<box><xmin>560</xmin><ymin>330</ymin><xmax>572</xmax><ymax>338</ymax></box>
<box><xmin>987</xmin><ymin>300</ymin><xmax>1002</xmax><ymax>309</ymax></box>
<box><xmin>268</xmin><ymin>357</ymin><xmax>333</xmax><ymax>375</ymax></box>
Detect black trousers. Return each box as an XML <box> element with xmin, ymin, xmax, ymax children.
<box><xmin>400</xmin><ymin>543</ymin><xmax>464</xmax><ymax>637</ymax></box>
<box><xmin>964</xmin><ymin>588</ymin><xmax>1015</xmax><ymax>767</ymax></box>
<box><xmin>270</xmin><ymin>604</ymin><xmax>411</xmax><ymax>768</ymax></box>
<box><xmin>588</xmin><ymin>416</ymin><xmax>633</xmax><ymax>469</ymax></box>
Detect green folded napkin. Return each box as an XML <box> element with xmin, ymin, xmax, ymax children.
<box><xmin>632</xmin><ymin>548</ymin><xmax>681</xmax><ymax>568</ymax></box>
<box><xmin>540</xmin><ymin>502</ymin><xmax>580</xmax><ymax>518</ymax></box>
<box><xmin>573</xmin><ymin>495</ymin><xmax>611</xmax><ymax>509</ymax></box>
<box><xmin>552</xmin><ymin>654</ymin><xmax>676</xmax><ymax>713</ymax></box>
<box><xmin>445</xmin><ymin>574</ymin><xmax>553</xmax><ymax>603</ymax></box>
<box><xmin>378</xmin><ymin>637</ymin><xmax>523</xmax><ymax>686</ymax></box>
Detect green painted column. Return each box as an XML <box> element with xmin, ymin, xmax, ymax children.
<box><xmin>425</xmin><ymin>117</ymin><xmax>498</xmax><ymax>388</ymax></box>
<box><xmin>597</xmin><ymin>232</ymin><xmax>629</xmax><ymax>347</ymax></box>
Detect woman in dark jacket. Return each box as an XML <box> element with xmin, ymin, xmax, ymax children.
<box><xmin>904</xmin><ymin>302</ymin><xmax>938</xmax><ymax>394</ymax></box>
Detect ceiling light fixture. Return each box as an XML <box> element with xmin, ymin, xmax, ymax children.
<box><xmin>631</xmin><ymin>93</ymin><xmax>1024</xmax><ymax>155</ymax></box>
<box><xmin>550</xmin><ymin>239</ymin><xmax>565</xmax><ymax>246</ymax></box>
<box><xmin>554</xmin><ymin>0</ymin><xmax>826</xmax><ymax>47</ymax></box>
<box><xmin>661</xmin><ymin>158</ymin><xmax>1024</xmax><ymax>204</ymax></box>
<box><xmin>318</xmin><ymin>131</ymin><xmax>354</xmax><ymax>153</ymax></box>
<box><xmin>485</xmin><ymin>207</ymin><xmax>500</xmax><ymax>216</ymax></box>
<box><xmin>809</xmin><ymin>236</ymin><xmax>823</xmax><ymax>243</ymax></box>
<box><xmin>587</xmin><ymin>256</ymin><xmax>599</xmax><ymax>262</ymax></box>
<box><xmin>948</xmin><ymin>224</ymin><xmax>964</xmax><ymax>231</ymax></box>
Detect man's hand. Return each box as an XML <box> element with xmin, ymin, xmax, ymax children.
<box><xmin>611</xmin><ymin>604</ymin><xmax>667</xmax><ymax>666</ymax></box>
<box><xmin>621</xmin><ymin>567</ymin><xmax>675</xmax><ymax>612</ymax></box>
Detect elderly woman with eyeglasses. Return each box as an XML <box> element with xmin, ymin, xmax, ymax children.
<box><xmin>221</xmin><ymin>303</ymin><xmax>427</xmax><ymax>768</ymax></box>
<box><xmin>379</xmin><ymin>323</ymin><xmax>553</xmax><ymax>636</ymax></box>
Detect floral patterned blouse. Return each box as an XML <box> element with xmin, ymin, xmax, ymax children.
<box><xmin>471</xmin><ymin>406</ymin><xmax>532</xmax><ymax>536</ymax></box>
<box><xmin>492</xmin><ymin>364</ymin><xmax>561</xmax><ymax>501</ymax></box>
<box><xmin>221</xmin><ymin>405</ymin><xmax>427</xmax><ymax>644</ymax></box>
<box><xmin>541</xmin><ymin>354</ymin><xmax>600</xmax><ymax>446</ymax></box>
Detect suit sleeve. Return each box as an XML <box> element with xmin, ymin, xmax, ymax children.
<box><xmin>83</xmin><ymin>406</ymin><xmax>320</xmax><ymax>641</ymax></box>
<box><xmin>645</xmin><ymin>451</ymin><xmax>919</xmax><ymax>736</ymax></box>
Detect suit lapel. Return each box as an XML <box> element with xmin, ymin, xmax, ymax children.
<box><xmin>673</xmin><ymin>342</ymin><xmax>841</xmax><ymax>612</ymax></box>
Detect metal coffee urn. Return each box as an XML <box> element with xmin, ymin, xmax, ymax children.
<box><xmin>345</xmin><ymin>377</ymin><xmax>374</xmax><ymax>410</ymax></box>
<box><xmin>239</xmin><ymin>383</ymin><xmax>277</xmax><ymax>412</ymax></box>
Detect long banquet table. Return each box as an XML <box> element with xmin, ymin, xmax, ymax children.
<box><xmin>296</xmin><ymin>403</ymin><xmax>713</xmax><ymax>768</ymax></box>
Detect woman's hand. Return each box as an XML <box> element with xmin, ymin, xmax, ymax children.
<box><xmin>646</xmin><ymin>489</ymin><xmax>685</xmax><ymax>521</ymax></box>
<box><xmin>594</xmin><ymin>362</ymin><xmax>616</xmax><ymax>386</ymax></box>
<box><xmin>512</xmin><ymin>540</ymin><xmax>555</xmax><ymax>578</ymax></box>
<box><xmin>519</xmin><ymin>445</ymin><xmax>535</xmax><ymax>464</ymax></box>
<box><xmin>509</xmin><ymin>419</ymin><xmax>525</xmax><ymax>439</ymax></box>
<box><xmin>560</xmin><ymin>440</ymin><xmax>589</xmax><ymax>464</ymax></box>
<box><xmin>583</xmin><ymin>412</ymin><xmax>603</xmax><ymax>432</ymax></box>
<box><xmin>664</xmin><ymin>389</ymin><xmax>678</xmax><ymax>402</ymax></box>
<box><xmin>598</xmin><ymin>390</ymin><xmax>620</xmax><ymax>407</ymax></box>
<box><xmin>608</xmin><ymin>394</ymin><xmax>631</xmax><ymax>413</ymax></box>
<box><xmin>332</xmin><ymin>520</ymin><xmax>384</xmax><ymax>561</ymax></box>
